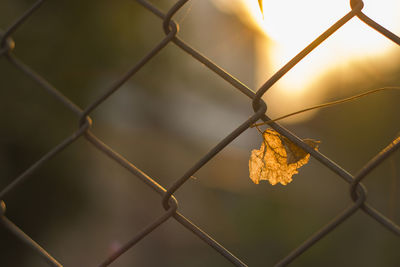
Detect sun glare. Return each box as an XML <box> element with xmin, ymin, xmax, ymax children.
<box><xmin>245</xmin><ymin>0</ymin><xmax>399</xmax><ymax>84</ymax></box>
<box><xmin>235</xmin><ymin>0</ymin><xmax>400</xmax><ymax>122</ymax></box>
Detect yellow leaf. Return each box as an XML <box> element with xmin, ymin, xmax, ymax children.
<box><xmin>249</xmin><ymin>129</ymin><xmax>320</xmax><ymax>185</ymax></box>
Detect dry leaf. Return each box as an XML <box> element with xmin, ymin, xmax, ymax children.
<box><xmin>249</xmin><ymin>129</ymin><xmax>320</xmax><ymax>185</ymax></box>
<box><xmin>258</xmin><ymin>0</ymin><xmax>263</xmax><ymax>16</ymax></box>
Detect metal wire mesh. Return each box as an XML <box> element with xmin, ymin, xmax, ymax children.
<box><xmin>1</xmin><ymin>0</ymin><xmax>400</xmax><ymax>266</ymax></box>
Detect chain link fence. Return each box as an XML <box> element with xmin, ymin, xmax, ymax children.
<box><xmin>1</xmin><ymin>0</ymin><xmax>400</xmax><ymax>266</ymax></box>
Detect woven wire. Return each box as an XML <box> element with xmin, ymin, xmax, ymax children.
<box><xmin>1</xmin><ymin>0</ymin><xmax>400</xmax><ymax>266</ymax></box>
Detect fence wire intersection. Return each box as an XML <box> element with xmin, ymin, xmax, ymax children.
<box><xmin>1</xmin><ymin>0</ymin><xmax>400</xmax><ymax>266</ymax></box>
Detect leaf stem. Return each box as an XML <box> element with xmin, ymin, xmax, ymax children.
<box><xmin>252</xmin><ymin>86</ymin><xmax>400</xmax><ymax>128</ymax></box>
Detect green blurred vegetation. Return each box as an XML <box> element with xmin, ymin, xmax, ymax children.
<box><xmin>1</xmin><ymin>0</ymin><xmax>399</xmax><ymax>266</ymax></box>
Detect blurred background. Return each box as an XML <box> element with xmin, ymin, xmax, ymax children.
<box><xmin>0</xmin><ymin>0</ymin><xmax>399</xmax><ymax>266</ymax></box>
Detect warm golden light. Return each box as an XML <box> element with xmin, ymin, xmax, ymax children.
<box><xmin>245</xmin><ymin>0</ymin><xmax>399</xmax><ymax>88</ymax></box>
<box><xmin>212</xmin><ymin>0</ymin><xmax>400</xmax><ymax>122</ymax></box>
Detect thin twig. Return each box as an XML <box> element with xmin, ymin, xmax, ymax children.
<box><xmin>252</xmin><ymin>87</ymin><xmax>400</xmax><ymax>128</ymax></box>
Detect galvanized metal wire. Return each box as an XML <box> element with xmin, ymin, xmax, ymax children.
<box><xmin>1</xmin><ymin>0</ymin><xmax>399</xmax><ymax>266</ymax></box>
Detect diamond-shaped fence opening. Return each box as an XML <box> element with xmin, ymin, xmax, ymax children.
<box><xmin>1</xmin><ymin>0</ymin><xmax>400</xmax><ymax>266</ymax></box>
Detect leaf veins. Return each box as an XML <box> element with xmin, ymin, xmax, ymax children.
<box><xmin>249</xmin><ymin>129</ymin><xmax>320</xmax><ymax>186</ymax></box>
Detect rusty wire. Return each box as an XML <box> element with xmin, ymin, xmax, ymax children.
<box><xmin>1</xmin><ymin>0</ymin><xmax>400</xmax><ymax>266</ymax></box>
